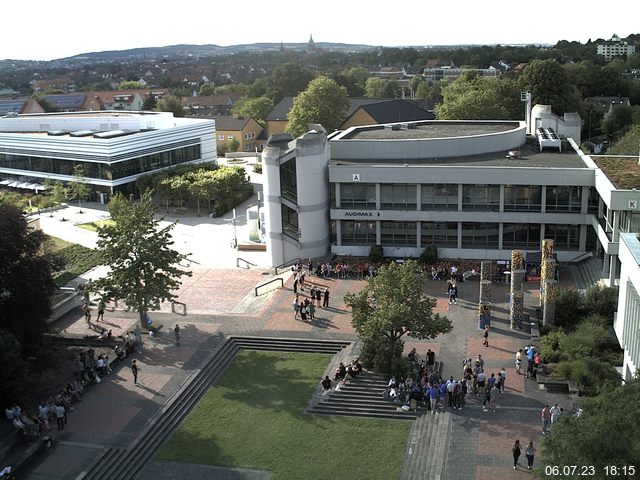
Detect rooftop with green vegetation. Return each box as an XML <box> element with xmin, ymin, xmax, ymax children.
<box><xmin>592</xmin><ymin>156</ymin><xmax>640</xmax><ymax>189</ymax></box>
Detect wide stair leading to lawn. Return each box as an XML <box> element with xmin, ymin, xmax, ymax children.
<box><xmin>400</xmin><ymin>411</ymin><xmax>453</xmax><ymax>480</ymax></box>
<box><xmin>309</xmin><ymin>371</ymin><xmax>421</xmax><ymax>420</ymax></box>
<box><xmin>571</xmin><ymin>257</ymin><xmax>603</xmax><ymax>292</ymax></box>
<box><xmin>76</xmin><ymin>336</ymin><xmax>350</xmax><ymax>480</ymax></box>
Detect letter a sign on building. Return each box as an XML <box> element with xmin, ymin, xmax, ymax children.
<box><xmin>352</xmin><ymin>173</ymin><xmax>361</xmax><ymax>182</ymax></box>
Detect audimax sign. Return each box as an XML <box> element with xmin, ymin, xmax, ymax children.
<box><xmin>344</xmin><ymin>211</ymin><xmax>381</xmax><ymax>217</ymax></box>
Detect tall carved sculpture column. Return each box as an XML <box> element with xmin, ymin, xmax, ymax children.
<box><xmin>510</xmin><ymin>250</ymin><xmax>525</xmax><ymax>329</ymax></box>
<box><xmin>539</xmin><ymin>239</ymin><xmax>554</xmax><ymax>307</ymax></box>
<box><xmin>542</xmin><ymin>279</ymin><xmax>557</xmax><ymax>325</ymax></box>
<box><xmin>479</xmin><ymin>260</ymin><xmax>493</xmax><ymax>329</ymax></box>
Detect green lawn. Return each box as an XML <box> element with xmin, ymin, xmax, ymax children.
<box><xmin>44</xmin><ymin>235</ymin><xmax>102</xmax><ymax>286</ymax></box>
<box><xmin>76</xmin><ymin>219</ymin><xmax>115</xmax><ymax>231</ymax></box>
<box><xmin>157</xmin><ymin>351</ymin><xmax>410</xmax><ymax>480</ymax></box>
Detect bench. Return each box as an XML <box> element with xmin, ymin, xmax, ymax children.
<box><xmin>537</xmin><ymin>374</ymin><xmax>570</xmax><ymax>393</ymax></box>
<box><xmin>237</xmin><ymin>243</ymin><xmax>266</xmax><ymax>252</ymax></box>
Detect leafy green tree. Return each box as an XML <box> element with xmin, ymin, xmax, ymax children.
<box><xmin>215</xmin><ymin>84</ymin><xmax>248</xmax><ymax>95</ymax></box>
<box><xmin>520</xmin><ymin>59</ymin><xmax>581</xmax><ymax>114</ymax></box>
<box><xmin>247</xmin><ymin>78</ymin><xmax>268</xmax><ymax>98</ymax></box>
<box><xmin>344</xmin><ymin>259</ymin><xmax>452</xmax><ymax>374</ymax></box>
<box><xmin>92</xmin><ymin>192</ymin><xmax>191</xmax><ymax>328</ymax></box>
<box><xmin>117</xmin><ymin>81</ymin><xmax>145</xmax><ymax>90</ymax></box>
<box><xmin>333</xmin><ymin>66</ymin><xmax>369</xmax><ymax>97</ymax></box>
<box><xmin>437</xmin><ymin>74</ymin><xmax>521</xmax><ymax>120</ymax></box>
<box><xmin>553</xmin><ymin>287</ymin><xmax>584</xmax><ymax>330</ymax></box>
<box><xmin>198</xmin><ymin>83</ymin><xmax>217</xmax><ymax>96</ymax></box>
<box><xmin>264</xmin><ymin>63</ymin><xmax>315</xmax><ymax>104</ymax></box>
<box><xmin>0</xmin><ymin>204</ymin><xmax>55</xmax><ymax>347</ymax></box>
<box><xmin>602</xmin><ymin>104</ymin><xmax>634</xmax><ymax>136</ymax></box>
<box><xmin>156</xmin><ymin>94</ymin><xmax>186</xmax><ymax>117</ymax></box>
<box><xmin>286</xmin><ymin>76</ymin><xmax>349</xmax><ymax>137</ymax></box>
<box><xmin>68</xmin><ymin>164</ymin><xmax>91</xmax><ymax>212</ymax></box>
<box><xmin>142</xmin><ymin>94</ymin><xmax>157</xmax><ymax>111</ymax></box>
<box><xmin>583</xmin><ymin>285</ymin><xmax>619</xmax><ymax>323</ymax></box>
<box><xmin>364</xmin><ymin>77</ymin><xmax>399</xmax><ymax>98</ymax></box>
<box><xmin>231</xmin><ymin>96</ymin><xmax>273</xmax><ymax>125</ymax></box>
<box><xmin>608</xmin><ymin>124</ymin><xmax>640</xmax><ymax>155</ymax></box>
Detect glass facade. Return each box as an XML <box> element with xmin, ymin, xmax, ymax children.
<box><xmin>421</xmin><ymin>222</ymin><xmax>458</xmax><ymax>247</ymax></box>
<box><xmin>381</xmin><ymin>221</ymin><xmax>417</xmax><ymax>246</ymax></box>
<box><xmin>279</xmin><ymin>157</ymin><xmax>297</xmax><ymax>202</ymax></box>
<box><xmin>421</xmin><ymin>184</ymin><xmax>458</xmax><ymax>210</ymax></box>
<box><xmin>461</xmin><ymin>222</ymin><xmax>499</xmax><ymax>248</ymax></box>
<box><xmin>341</xmin><ymin>220</ymin><xmax>376</xmax><ymax>245</ymax></box>
<box><xmin>462</xmin><ymin>185</ymin><xmax>500</xmax><ymax>211</ymax></box>
<box><xmin>281</xmin><ymin>204</ymin><xmax>298</xmax><ymax>240</ymax></box>
<box><xmin>0</xmin><ymin>144</ymin><xmax>201</xmax><ymax>181</ymax></box>
<box><xmin>380</xmin><ymin>184</ymin><xmax>416</xmax><ymax>209</ymax></box>
<box><xmin>546</xmin><ymin>186</ymin><xmax>582</xmax><ymax>212</ymax></box>
<box><xmin>503</xmin><ymin>223</ymin><xmax>541</xmax><ymax>249</ymax></box>
<box><xmin>545</xmin><ymin>224</ymin><xmax>580</xmax><ymax>250</ymax></box>
<box><xmin>504</xmin><ymin>185</ymin><xmax>542</xmax><ymax>212</ymax></box>
<box><xmin>340</xmin><ymin>183</ymin><xmax>376</xmax><ymax>209</ymax></box>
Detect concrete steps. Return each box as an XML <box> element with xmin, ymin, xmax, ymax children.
<box><xmin>400</xmin><ymin>411</ymin><xmax>452</xmax><ymax>480</ymax></box>
<box><xmin>77</xmin><ymin>336</ymin><xmax>351</xmax><ymax>480</ymax></box>
<box><xmin>575</xmin><ymin>257</ymin><xmax>602</xmax><ymax>292</ymax></box>
<box><xmin>309</xmin><ymin>372</ymin><xmax>422</xmax><ymax>420</ymax></box>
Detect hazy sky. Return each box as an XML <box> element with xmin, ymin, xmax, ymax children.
<box><xmin>2</xmin><ymin>0</ymin><xmax>637</xmax><ymax>61</ymax></box>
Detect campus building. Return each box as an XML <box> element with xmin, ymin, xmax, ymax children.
<box><xmin>615</xmin><ymin>233</ymin><xmax>640</xmax><ymax>381</ymax></box>
<box><xmin>0</xmin><ymin>111</ymin><xmax>216</xmax><ymax>199</ymax></box>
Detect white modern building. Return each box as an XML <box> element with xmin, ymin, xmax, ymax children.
<box><xmin>0</xmin><ymin>111</ymin><xmax>216</xmax><ymax>199</ymax></box>
<box><xmin>597</xmin><ymin>34</ymin><xmax>636</xmax><ymax>61</ymax></box>
<box><xmin>615</xmin><ymin>233</ymin><xmax>640</xmax><ymax>381</ymax></box>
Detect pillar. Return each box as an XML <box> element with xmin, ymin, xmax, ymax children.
<box><xmin>479</xmin><ymin>260</ymin><xmax>493</xmax><ymax>328</ymax></box>
<box><xmin>542</xmin><ymin>279</ymin><xmax>557</xmax><ymax>325</ymax></box>
<box><xmin>510</xmin><ymin>250</ymin><xmax>525</xmax><ymax>329</ymax></box>
<box><xmin>540</xmin><ymin>239</ymin><xmax>554</xmax><ymax>307</ymax></box>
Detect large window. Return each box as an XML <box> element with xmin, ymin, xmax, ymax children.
<box><xmin>545</xmin><ymin>224</ymin><xmax>580</xmax><ymax>250</ymax></box>
<box><xmin>620</xmin><ymin>211</ymin><xmax>640</xmax><ymax>234</ymax></box>
<box><xmin>381</xmin><ymin>221</ymin><xmax>417</xmax><ymax>246</ymax></box>
<box><xmin>421</xmin><ymin>222</ymin><xmax>458</xmax><ymax>247</ymax></box>
<box><xmin>461</xmin><ymin>222</ymin><xmax>499</xmax><ymax>248</ymax></box>
<box><xmin>380</xmin><ymin>184</ymin><xmax>416</xmax><ymax>210</ymax></box>
<box><xmin>340</xmin><ymin>183</ymin><xmax>376</xmax><ymax>209</ymax></box>
<box><xmin>279</xmin><ymin>157</ymin><xmax>297</xmax><ymax>202</ymax></box>
<box><xmin>546</xmin><ymin>186</ymin><xmax>582</xmax><ymax>212</ymax></box>
<box><xmin>281</xmin><ymin>204</ymin><xmax>298</xmax><ymax>240</ymax></box>
<box><xmin>421</xmin><ymin>184</ymin><xmax>458</xmax><ymax>210</ymax></box>
<box><xmin>587</xmin><ymin>187</ymin><xmax>598</xmax><ymax>214</ymax></box>
<box><xmin>341</xmin><ymin>220</ymin><xmax>376</xmax><ymax>245</ymax></box>
<box><xmin>503</xmin><ymin>223</ymin><xmax>541</xmax><ymax>249</ymax></box>
<box><xmin>462</xmin><ymin>185</ymin><xmax>500</xmax><ymax>211</ymax></box>
<box><xmin>504</xmin><ymin>185</ymin><xmax>542</xmax><ymax>212</ymax></box>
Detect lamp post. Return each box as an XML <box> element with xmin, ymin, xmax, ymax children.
<box><xmin>232</xmin><ymin>208</ymin><xmax>237</xmax><ymax>248</ymax></box>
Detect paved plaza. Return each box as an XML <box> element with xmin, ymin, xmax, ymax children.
<box><xmin>20</xmin><ymin>201</ymin><xmax>577</xmax><ymax>480</ymax></box>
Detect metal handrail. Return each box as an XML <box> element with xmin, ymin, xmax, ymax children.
<box><xmin>255</xmin><ymin>277</ymin><xmax>284</xmax><ymax>296</ymax></box>
<box><xmin>274</xmin><ymin>257</ymin><xmax>301</xmax><ymax>275</ymax></box>
<box><xmin>568</xmin><ymin>251</ymin><xmax>593</xmax><ymax>264</ymax></box>
<box><xmin>236</xmin><ymin>257</ymin><xmax>257</xmax><ymax>269</ymax></box>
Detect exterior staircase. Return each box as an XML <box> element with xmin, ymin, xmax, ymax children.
<box><xmin>309</xmin><ymin>371</ymin><xmax>421</xmax><ymax>420</ymax></box>
<box><xmin>571</xmin><ymin>257</ymin><xmax>603</xmax><ymax>292</ymax></box>
<box><xmin>400</xmin><ymin>411</ymin><xmax>453</xmax><ymax>480</ymax></box>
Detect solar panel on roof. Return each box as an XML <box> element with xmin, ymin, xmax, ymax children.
<box><xmin>0</xmin><ymin>99</ymin><xmax>26</xmax><ymax>116</ymax></box>
<box><xmin>43</xmin><ymin>94</ymin><xmax>86</xmax><ymax>110</ymax></box>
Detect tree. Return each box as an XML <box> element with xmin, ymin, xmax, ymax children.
<box><xmin>198</xmin><ymin>83</ymin><xmax>217</xmax><ymax>96</ymax></box>
<box><xmin>332</xmin><ymin>66</ymin><xmax>369</xmax><ymax>97</ymax></box>
<box><xmin>286</xmin><ymin>76</ymin><xmax>349</xmax><ymax>137</ymax></box>
<box><xmin>0</xmin><ymin>204</ymin><xmax>55</xmax><ymax>348</ymax></box>
<box><xmin>602</xmin><ymin>104</ymin><xmax>634</xmax><ymax>136</ymax></box>
<box><xmin>365</xmin><ymin>77</ymin><xmax>399</xmax><ymax>98</ymax></box>
<box><xmin>554</xmin><ymin>287</ymin><xmax>584</xmax><ymax>330</ymax></box>
<box><xmin>92</xmin><ymin>192</ymin><xmax>191</xmax><ymax>329</ymax></box>
<box><xmin>583</xmin><ymin>285</ymin><xmax>619</xmax><ymax>323</ymax></box>
<box><xmin>437</xmin><ymin>74</ymin><xmax>521</xmax><ymax>120</ymax></box>
<box><xmin>67</xmin><ymin>164</ymin><xmax>91</xmax><ymax>212</ymax></box>
<box><xmin>231</xmin><ymin>96</ymin><xmax>273</xmax><ymax>125</ymax></box>
<box><xmin>156</xmin><ymin>94</ymin><xmax>186</xmax><ymax>117</ymax></box>
<box><xmin>142</xmin><ymin>94</ymin><xmax>157</xmax><ymax>111</ymax></box>
<box><xmin>344</xmin><ymin>259</ymin><xmax>452</xmax><ymax>374</ymax></box>
<box><xmin>520</xmin><ymin>59</ymin><xmax>581</xmax><ymax>115</ymax></box>
<box><xmin>608</xmin><ymin>124</ymin><xmax>640</xmax><ymax>155</ymax></box>
<box><xmin>117</xmin><ymin>81</ymin><xmax>145</xmax><ymax>90</ymax></box>
<box><xmin>541</xmin><ymin>378</ymin><xmax>640</xmax><ymax>471</ymax></box>
<box><xmin>264</xmin><ymin>63</ymin><xmax>315</xmax><ymax>104</ymax></box>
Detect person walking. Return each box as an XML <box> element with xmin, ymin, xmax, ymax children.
<box><xmin>525</xmin><ymin>441</ymin><xmax>536</xmax><ymax>470</ymax></box>
<box><xmin>82</xmin><ymin>302</ymin><xmax>91</xmax><ymax>325</ymax></box>
<box><xmin>174</xmin><ymin>324</ymin><xmax>181</xmax><ymax>346</ymax></box>
<box><xmin>550</xmin><ymin>403</ymin><xmax>561</xmax><ymax>424</ymax></box>
<box><xmin>541</xmin><ymin>404</ymin><xmax>551</xmax><ymax>434</ymax></box>
<box><xmin>54</xmin><ymin>404</ymin><xmax>65</xmax><ymax>430</ymax></box>
<box><xmin>308</xmin><ymin>302</ymin><xmax>316</xmax><ymax>320</ymax></box>
<box><xmin>482</xmin><ymin>324</ymin><xmax>489</xmax><ymax>347</ymax></box>
<box><xmin>323</xmin><ymin>288</ymin><xmax>330</xmax><ymax>308</ymax></box>
<box><xmin>512</xmin><ymin>439</ymin><xmax>522</xmax><ymax>469</ymax></box>
<box><xmin>515</xmin><ymin>349</ymin><xmax>523</xmax><ymax>375</ymax></box>
<box><xmin>292</xmin><ymin>296</ymin><xmax>300</xmax><ymax>319</ymax></box>
<box><xmin>131</xmin><ymin>359</ymin><xmax>140</xmax><ymax>385</ymax></box>
<box><xmin>97</xmin><ymin>300</ymin><xmax>105</xmax><ymax>322</ymax></box>
<box><xmin>489</xmin><ymin>384</ymin><xmax>500</xmax><ymax>412</ymax></box>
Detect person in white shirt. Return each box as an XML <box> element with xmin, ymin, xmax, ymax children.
<box><xmin>550</xmin><ymin>403</ymin><xmax>561</xmax><ymax>424</ymax></box>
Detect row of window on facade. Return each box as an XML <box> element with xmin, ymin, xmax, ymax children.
<box><xmin>335</xmin><ymin>183</ymin><xmax>598</xmax><ymax>213</ymax></box>
<box><xmin>333</xmin><ymin>221</ymin><xmax>598</xmax><ymax>251</ymax></box>
<box><xmin>0</xmin><ymin>145</ymin><xmax>201</xmax><ymax>181</ymax></box>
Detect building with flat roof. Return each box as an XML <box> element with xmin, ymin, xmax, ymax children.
<box><xmin>0</xmin><ymin>110</ymin><xmax>216</xmax><ymax>198</ymax></box>
<box><xmin>615</xmin><ymin>233</ymin><xmax>640</xmax><ymax>381</ymax></box>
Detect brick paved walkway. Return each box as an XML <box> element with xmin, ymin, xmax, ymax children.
<box><xmin>22</xmin><ymin>266</ymin><xmax>574</xmax><ymax>480</ymax></box>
